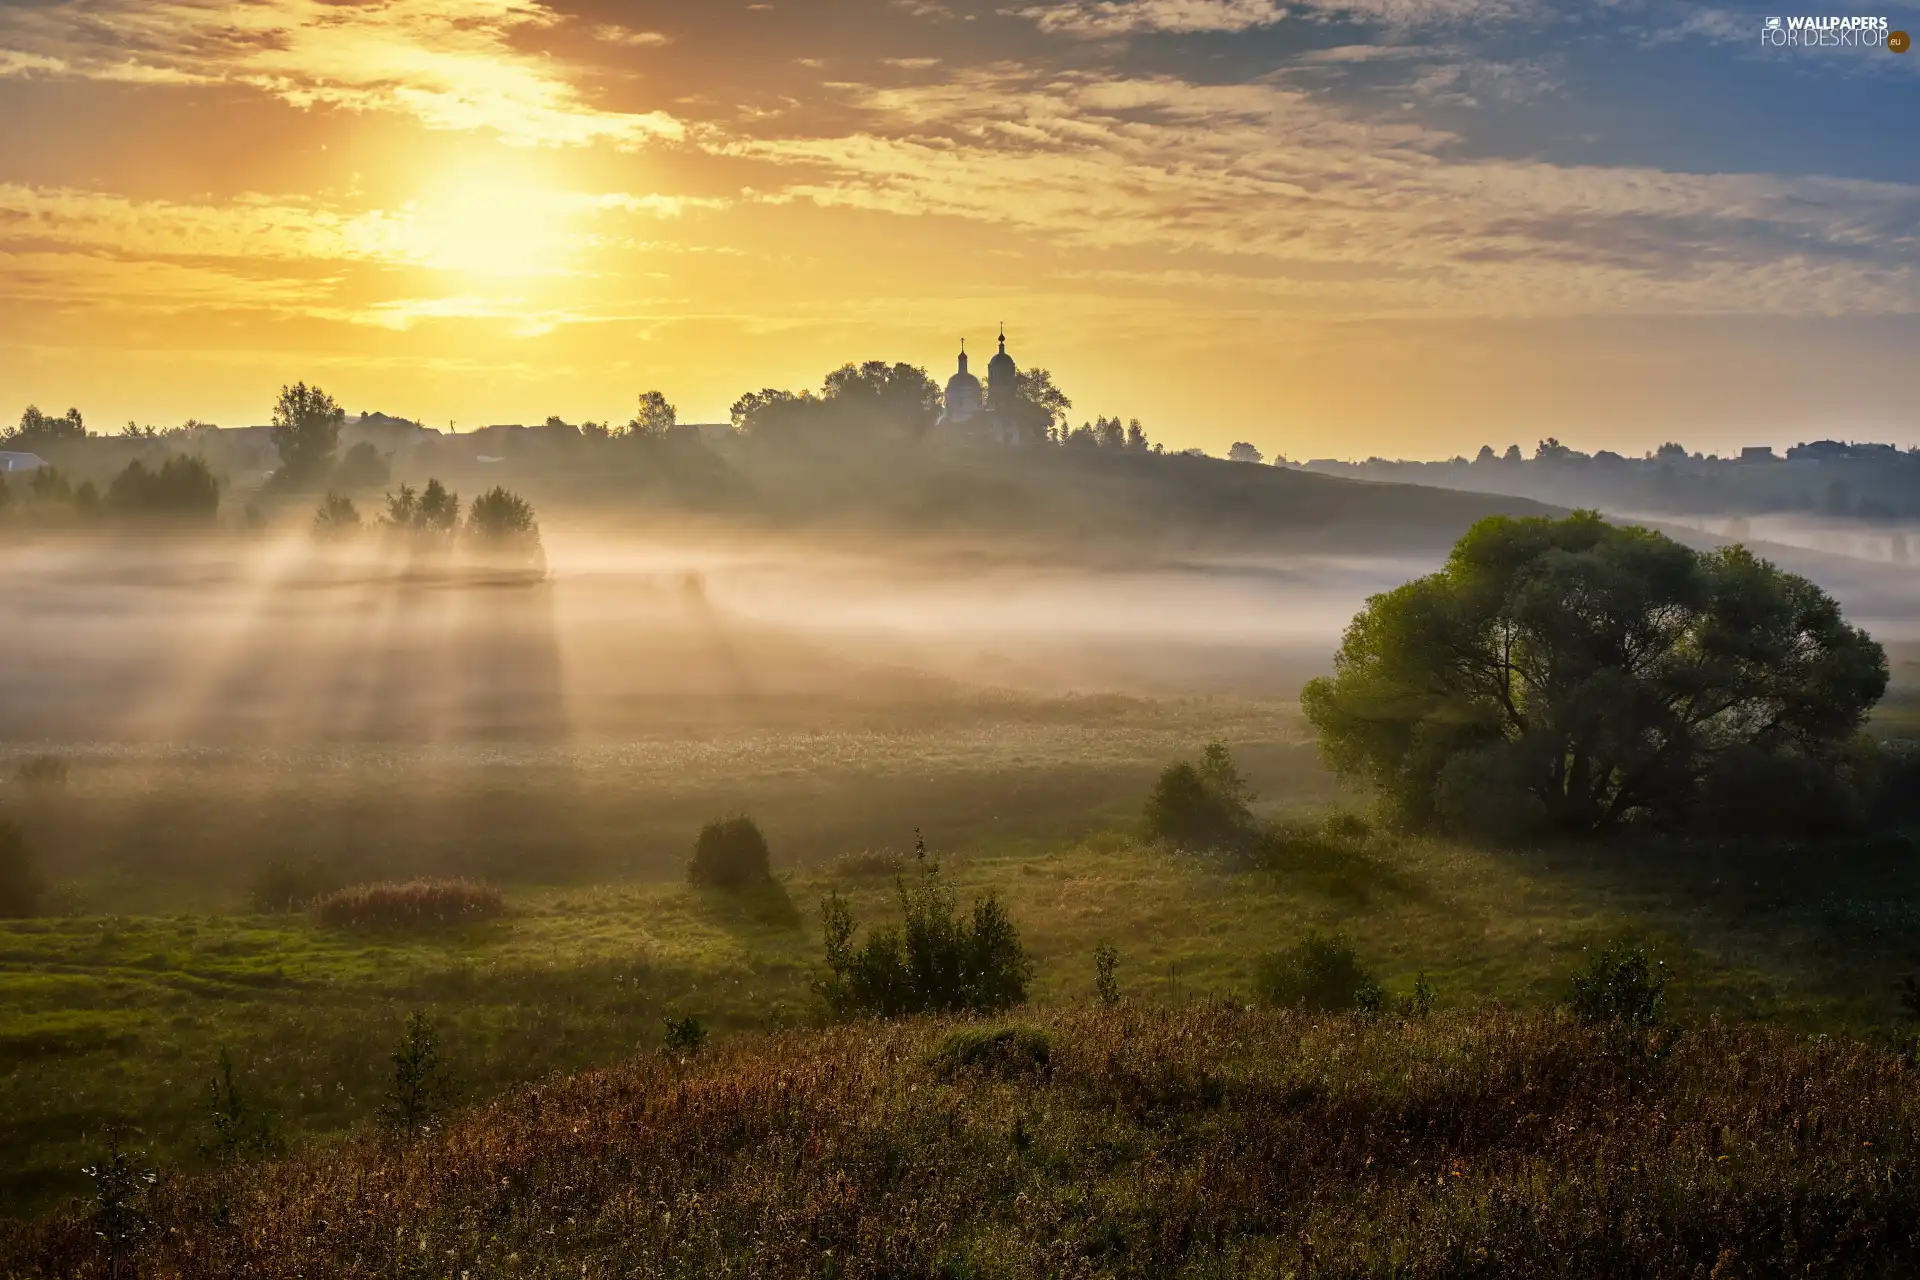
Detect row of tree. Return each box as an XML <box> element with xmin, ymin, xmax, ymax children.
<box><xmin>313</xmin><ymin>481</ymin><xmax>543</xmax><ymax>563</ymax></box>
<box><xmin>0</xmin><ymin>455</ymin><xmax>221</xmax><ymax>523</ymax></box>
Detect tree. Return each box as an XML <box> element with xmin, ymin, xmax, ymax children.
<box><xmin>417</xmin><ymin>478</ymin><xmax>458</xmax><ymax>533</ymax></box>
<box><xmin>467</xmin><ymin>485</ymin><xmax>537</xmax><ymax>541</ymax></box>
<box><xmin>1302</xmin><ymin>513</ymin><xmax>1887</xmax><ymax>835</ymax></box>
<box><xmin>630</xmin><ymin>390</ymin><xmax>677</xmax><ymax>438</ymax></box>
<box><xmin>1655</xmin><ymin>441</ymin><xmax>1688</xmax><ymax>460</ymax></box>
<box><xmin>823</xmin><ymin>361</ymin><xmax>941</xmax><ymax>429</ymax></box>
<box><xmin>104</xmin><ymin>455</ymin><xmax>221</xmax><ymax>522</ymax></box>
<box><xmin>380</xmin><ymin>1012</ymin><xmax>449</xmax><ymax>1140</ymax></box>
<box><xmin>1474</xmin><ymin>445</ymin><xmax>1497</xmax><ymax>465</ymax></box>
<box><xmin>270</xmin><ymin>383</ymin><xmax>345</xmax><ymax>480</ymax></box>
<box><xmin>1228</xmin><ymin>442</ymin><xmax>1264</xmax><ymax>464</ymax></box>
<box><xmin>730</xmin><ymin>388</ymin><xmax>808</xmax><ymax>432</ymax></box>
<box><xmin>1125</xmin><ymin>419</ymin><xmax>1150</xmax><ymax>452</ymax></box>
<box><xmin>8</xmin><ymin>406</ymin><xmax>86</xmax><ymax>446</ymax></box>
<box><xmin>1012</xmin><ymin>368</ymin><xmax>1072</xmax><ymax>435</ymax></box>
<box><xmin>1501</xmin><ymin>444</ymin><xmax>1522</xmax><ymax>464</ymax></box>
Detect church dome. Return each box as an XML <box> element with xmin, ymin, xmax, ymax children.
<box><xmin>942</xmin><ymin>343</ymin><xmax>984</xmax><ymax>423</ymax></box>
<box><xmin>987</xmin><ymin>329</ymin><xmax>1016</xmax><ymax>381</ymax></box>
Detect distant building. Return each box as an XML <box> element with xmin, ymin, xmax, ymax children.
<box><xmin>1740</xmin><ymin>446</ymin><xmax>1777</xmax><ymax>462</ymax></box>
<box><xmin>937</xmin><ymin>329</ymin><xmax>1038</xmax><ymax>446</ymax></box>
<box><xmin>0</xmin><ymin>451</ymin><xmax>46</xmax><ymax>473</ymax></box>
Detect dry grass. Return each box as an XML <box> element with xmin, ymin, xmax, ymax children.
<box><xmin>10</xmin><ymin>1005</ymin><xmax>1920</xmax><ymax>1277</ymax></box>
<box><xmin>310</xmin><ymin>879</ymin><xmax>505</xmax><ymax>930</ymax></box>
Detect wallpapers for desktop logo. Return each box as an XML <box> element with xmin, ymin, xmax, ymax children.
<box><xmin>1759</xmin><ymin>14</ymin><xmax>1908</xmax><ymax>49</ymax></box>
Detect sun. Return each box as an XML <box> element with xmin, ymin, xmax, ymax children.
<box><xmin>395</xmin><ymin>158</ymin><xmax>580</xmax><ymax>279</ymax></box>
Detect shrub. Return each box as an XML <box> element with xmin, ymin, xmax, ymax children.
<box><xmin>816</xmin><ymin>845</ymin><xmax>1032</xmax><ymax>1019</ymax></box>
<box><xmin>330</xmin><ymin>441</ymin><xmax>389</xmax><ymax>491</ymax></box>
<box><xmin>1434</xmin><ymin>743</ymin><xmax>1549</xmax><ymax>844</ymax></box>
<box><xmin>0</xmin><ymin>820</ymin><xmax>43</xmax><ymax>918</ymax></box>
<box><xmin>311</xmin><ymin>493</ymin><xmax>361</xmax><ymax>540</ymax></box>
<box><xmin>311</xmin><ymin>879</ymin><xmax>504</xmax><ymax>929</ymax></box>
<box><xmin>662</xmin><ymin>1014</ymin><xmax>708</xmax><ymax>1057</ymax></box>
<box><xmin>1253</xmin><ymin>930</ymin><xmax>1381</xmax><ymax>1013</ymax></box>
<box><xmin>248</xmin><ymin>857</ymin><xmax>341</xmax><ymax>914</ymax></box>
<box><xmin>15</xmin><ymin>753</ymin><xmax>69</xmax><ymax>788</ymax></box>
<box><xmin>930</xmin><ymin>1025</ymin><xmax>1052</xmax><ymax>1082</ymax></box>
<box><xmin>1144</xmin><ymin>741</ymin><xmax>1255</xmax><ymax>851</ymax></box>
<box><xmin>1567</xmin><ymin>943</ymin><xmax>1667</xmax><ymax>1027</ymax></box>
<box><xmin>688</xmin><ymin>817</ymin><xmax>774</xmax><ymax>891</ymax></box>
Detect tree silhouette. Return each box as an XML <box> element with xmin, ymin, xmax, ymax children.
<box><xmin>270</xmin><ymin>383</ymin><xmax>345</xmax><ymax>480</ymax></box>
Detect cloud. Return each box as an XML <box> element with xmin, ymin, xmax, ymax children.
<box><xmin>1020</xmin><ymin>0</ymin><xmax>1527</xmax><ymax>36</ymax></box>
<box><xmin>589</xmin><ymin>23</ymin><xmax>673</xmax><ymax>47</ymax></box>
<box><xmin>1019</xmin><ymin>0</ymin><xmax>1291</xmax><ymax>35</ymax></box>
<box><xmin>724</xmin><ymin>67</ymin><xmax>1920</xmax><ymax>316</ymax></box>
<box><xmin>0</xmin><ymin>0</ymin><xmax>684</xmax><ymax>149</ymax></box>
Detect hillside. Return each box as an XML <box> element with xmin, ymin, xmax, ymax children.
<box><xmin>9</xmin><ymin>1006</ymin><xmax>1918</xmax><ymax>1277</ymax></box>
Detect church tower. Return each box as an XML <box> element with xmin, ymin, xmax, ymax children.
<box><xmin>940</xmin><ymin>339</ymin><xmax>984</xmax><ymax>425</ymax></box>
<box><xmin>986</xmin><ymin>326</ymin><xmax>1017</xmax><ymax>411</ymax></box>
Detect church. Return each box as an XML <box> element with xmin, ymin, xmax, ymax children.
<box><xmin>937</xmin><ymin>329</ymin><xmax>1034</xmax><ymax>446</ymax></box>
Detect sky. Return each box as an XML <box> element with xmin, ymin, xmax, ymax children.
<box><xmin>0</xmin><ymin>0</ymin><xmax>1915</xmax><ymax>460</ymax></box>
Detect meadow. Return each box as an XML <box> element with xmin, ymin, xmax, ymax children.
<box><xmin>5</xmin><ymin>688</ymin><xmax>1920</xmax><ymax>1222</ymax></box>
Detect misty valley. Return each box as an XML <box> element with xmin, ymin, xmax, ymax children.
<box><xmin>4</xmin><ymin>386</ymin><xmax>1920</xmax><ymax>1276</ymax></box>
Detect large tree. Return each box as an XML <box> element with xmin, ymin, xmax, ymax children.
<box><xmin>1301</xmin><ymin>513</ymin><xmax>1887</xmax><ymax>836</ymax></box>
<box><xmin>270</xmin><ymin>383</ymin><xmax>345</xmax><ymax>480</ymax></box>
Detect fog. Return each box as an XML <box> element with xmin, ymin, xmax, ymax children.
<box><xmin>0</xmin><ymin>535</ymin><xmax>1449</xmax><ymax>747</ymax></box>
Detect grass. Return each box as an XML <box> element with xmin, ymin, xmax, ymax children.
<box><xmin>12</xmin><ymin>1004</ymin><xmax>1920</xmax><ymax>1277</ymax></box>
<box><xmin>7</xmin><ymin>820</ymin><xmax>1920</xmax><ymax>1218</ymax></box>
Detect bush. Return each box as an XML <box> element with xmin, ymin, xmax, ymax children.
<box><xmin>930</xmin><ymin>1025</ymin><xmax>1052</xmax><ymax>1082</ymax></box>
<box><xmin>1873</xmin><ymin>740</ymin><xmax>1920</xmax><ymax>827</ymax></box>
<box><xmin>0</xmin><ymin>821</ymin><xmax>43</xmax><ymax>918</ymax></box>
<box><xmin>688</xmin><ymin>817</ymin><xmax>774</xmax><ymax>891</ymax></box>
<box><xmin>1691</xmin><ymin>744</ymin><xmax>1865</xmax><ymax>837</ymax></box>
<box><xmin>15</xmin><ymin>753</ymin><xmax>69</xmax><ymax>788</ymax></box>
<box><xmin>662</xmin><ymin>1014</ymin><xmax>708</xmax><ymax>1056</ymax></box>
<box><xmin>1253</xmin><ymin>930</ymin><xmax>1381</xmax><ymax>1013</ymax></box>
<box><xmin>311</xmin><ymin>493</ymin><xmax>361</xmax><ymax>540</ymax></box>
<box><xmin>330</xmin><ymin>441</ymin><xmax>389</xmax><ymax>491</ymax></box>
<box><xmin>1567</xmin><ymin>943</ymin><xmax>1667</xmax><ymax>1027</ymax></box>
<box><xmin>1434</xmin><ymin>742</ymin><xmax>1549</xmax><ymax>844</ymax></box>
<box><xmin>1144</xmin><ymin>741</ymin><xmax>1255</xmax><ymax>851</ymax></box>
<box><xmin>248</xmin><ymin>857</ymin><xmax>342</xmax><ymax>914</ymax></box>
<box><xmin>816</xmin><ymin>846</ymin><xmax>1032</xmax><ymax>1019</ymax></box>
<box><xmin>311</xmin><ymin>879</ymin><xmax>504</xmax><ymax>929</ymax></box>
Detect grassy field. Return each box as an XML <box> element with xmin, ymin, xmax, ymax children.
<box><xmin>12</xmin><ymin>1004</ymin><xmax>1920</xmax><ymax>1278</ymax></box>
<box><xmin>7</xmin><ymin>793</ymin><xmax>1920</xmax><ymax>1218</ymax></box>
<box><xmin>5</xmin><ymin>674</ymin><xmax>1920</xmax><ymax>1225</ymax></box>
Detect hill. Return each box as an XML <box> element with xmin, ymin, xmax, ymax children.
<box><xmin>9</xmin><ymin>1005</ymin><xmax>1917</xmax><ymax>1277</ymax></box>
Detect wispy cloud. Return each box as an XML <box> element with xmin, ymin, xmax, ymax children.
<box><xmin>1020</xmin><ymin>0</ymin><xmax>1528</xmax><ymax>36</ymax></box>
<box><xmin>0</xmin><ymin>0</ymin><xmax>684</xmax><ymax>148</ymax></box>
<box><xmin>726</xmin><ymin>67</ymin><xmax>1920</xmax><ymax>316</ymax></box>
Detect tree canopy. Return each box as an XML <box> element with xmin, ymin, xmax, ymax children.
<box><xmin>270</xmin><ymin>383</ymin><xmax>345</xmax><ymax>481</ymax></box>
<box><xmin>8</xmin><ymin>406</ymin><xmax>87</xmax><ymax>447</ymax></box>
<box><xmin>1301</xmin><ymin>513</ymin><xmax>1888</xmax><ymax>837</ymax></box>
